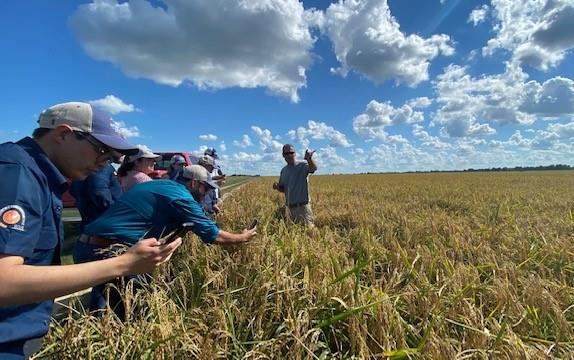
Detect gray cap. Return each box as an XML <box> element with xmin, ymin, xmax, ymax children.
<box><xmin>126</xmin><ymin>144</ymin><xmax>160</xmax><ymax>162</ymax></box>
<box><xmin>198</xmin><ymin>155</ymin><xmax>215</xmax><ymax>167</ymax></box>
<box><xmin>38</xmin><ymin>102</ymin><xmax>138</xmax><ymax>155</ymax></box>
<box><xmin>181</xmin><ymin>165</ymin><xmax>219</xmax><ymax>189</ymax></box>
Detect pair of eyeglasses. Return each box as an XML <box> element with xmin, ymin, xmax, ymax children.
<box><xmin>283</xmin><ymin>151</ymin><xmax>295</xmax><ymax>156</ymax></box>
<box><xmin>74</xmin><ymin>132</ymin><xmax>113</xmax><ymax>161</ymax></box>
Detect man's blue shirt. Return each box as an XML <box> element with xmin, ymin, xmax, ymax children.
<box><xmin>70</xmin><ymin>164</ymin><xmax>122</xmax><ymax>232</ymax></box>
<box><xmin>84</xmin><ymin>180</ymin><xmax>219</xmax><ymax>244</ymax></box>
<box><xmin>0</xmin><ymin>137</ymin><xmax>68</xmax><ymax>348</ymax></box>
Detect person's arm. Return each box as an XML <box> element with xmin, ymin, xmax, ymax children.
<box><xmin>0</xmin><ymin>238</ymin><xmax>182</xmax><ymax>307</ymax></box>
<box><xmin>305</xmin><ymin>149</ymin><xmax>317</xmax><ymax>173</ymax></box>
<box><xmin>171</xmin><ymin>196</ymin><xmax>255</xmax><ymax>245</ymax></box>
<box><xmin>273</xmin><ymin>169</ymin><xmax>285</xmax><ymax>192</ymax></box>
<box><xmin>272</xmin><ymin>181</ymin><xmax>284</xmax><ymax>192</ymax></box>
<box><xmin>214</xmin><ymin>227</ymin><xmax>256</xmax><ymax>245</ymax></box>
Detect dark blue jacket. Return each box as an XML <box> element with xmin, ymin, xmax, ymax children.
<box><xmin>0</xmin><ymin>137</ymin><xmax>67</xmax><ymax>352</ymax></box>
<box><xmin>70</xmin><ymin>164</ymin><xmax>122</xmax><ymax>232</ymax></box>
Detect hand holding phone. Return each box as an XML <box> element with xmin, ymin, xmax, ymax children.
<box><xmin>161</xmin><ymin>222</ymin><xmax>194</xmax><ymax>244</ymax></box>
<box><xmin>248</xmin><ymin>218</ymin><xmax>258</xmax><ymax>230</ymax></box>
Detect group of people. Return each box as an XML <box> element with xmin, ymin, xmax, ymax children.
<box><xmin>0</xmin><ymin>101</ymin><xmax>317</xmax><ymax>358</ymax></box>
<box><xmin>0</xmin><ymin>102</ymin><xmax>256</xmax><ymax>358</ymax></box>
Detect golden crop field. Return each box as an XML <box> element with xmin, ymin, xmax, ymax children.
<box><xmin>42</xmin><ymin>171</ymin><xmax>574</xmax><ymax>359</ymax></box>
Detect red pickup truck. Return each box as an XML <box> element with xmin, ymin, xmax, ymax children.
<box><xmin>62</xmin><ymin>151</ymin><xmax>199</xmax><ymax>208</ymax></box>
<box><xmin>149</xmin><ymin>152</ymin><xmax>199</xmax><ymax>179</ymax></box>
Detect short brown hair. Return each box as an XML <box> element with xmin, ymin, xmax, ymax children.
<box><xmin>32</xmin><ymin>128</ymin><xmax>51</xmax><ymax>140</ymax></box>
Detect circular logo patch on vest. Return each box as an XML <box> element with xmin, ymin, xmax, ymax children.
<box><xmin>0</xmin><ymin>205</ymin><xmax>26</xmax><ymax>231</ymax></box>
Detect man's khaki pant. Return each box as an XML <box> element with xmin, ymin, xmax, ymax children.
<box><xmin>286</xmin><ymin>203</ymin><xmax>314</xmax><ymax>226</ymax></box>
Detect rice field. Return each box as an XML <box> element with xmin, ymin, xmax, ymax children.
<box><xmin>40</xmin><ymin>171</ymin><xmax>574</xmax><ymax>359</ymax></box>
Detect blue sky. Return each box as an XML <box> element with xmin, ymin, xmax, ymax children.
<box><xmin>1</xmin><ymin>0</ymin><xmax>573</xmax><ymax>175</ymax></box>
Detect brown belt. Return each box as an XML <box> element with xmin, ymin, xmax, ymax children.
<box><xmin>79</xmin><ymin>234</ymin><xmax>115</xmax><ymax>247</ymax></box>
<box><xmin>288</xmin><ymin>202</ymin><xmax>308</xmax><ymax>208</ymax></box>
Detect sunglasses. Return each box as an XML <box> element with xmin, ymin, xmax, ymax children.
<box><xmin>74</xmin><ymin>132</ymin><xmax>113</xmax><ymax>161</ymax></box>
<box><xmin>283</xmin><ymin>151</ymin><xmax>295</xmax><ymax>156</ymax></box>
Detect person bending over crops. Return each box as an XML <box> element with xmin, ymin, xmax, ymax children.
<box><xmin>78</xmin><ymin>164</ymin><xmax>257</xmax><ymax>319</ymax></box>
<box><xmin>272</xmin><ymin>144</ymin><xmax>317</xmax><ymax>227</ymax></box>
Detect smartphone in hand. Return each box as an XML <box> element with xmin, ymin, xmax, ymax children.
<box><xmin>248</xmin><ymin>219</ymin><xmax>258</xmax><ymax>230</ymax></box>
<box><xmin>161</xmin><ymin>222</ymin><xmax>194</xmax><ymax>244</ymax></box>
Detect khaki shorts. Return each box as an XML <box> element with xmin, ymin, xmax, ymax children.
<box><xmin>286</xmin><ymin>203</ymin><xmax>314</xmax><ymax>226</ymax></box>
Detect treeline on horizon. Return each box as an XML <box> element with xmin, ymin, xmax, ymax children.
<box><xmin>233</xmin><ymin>164</ymin><xmax>573</xmax><ymax>177</ymax></box>
<box><xmin>376</xmin><ymin>163</ymin><xmax>574</xmax><ymax>175</ymax></box>
<box><xmin>461</xmin><ymin>164</ymin><xmax>573</xmax><ymax>172</ymax></box>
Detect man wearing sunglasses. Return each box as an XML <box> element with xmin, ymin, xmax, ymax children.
<box><xmin>272</xmin><ymin>144</ymin><xmax>317</xmax><ymax>227</ymax></box>
<box><xmin>0</xmin><ymin>102</ymin><xmax>182</xmax><ymax>358</ymax></box>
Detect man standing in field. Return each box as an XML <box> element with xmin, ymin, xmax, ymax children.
<box><xmin>272</xmin><ymin>144</ymin><xmax>317</xmax><ymax>226</ymax></box>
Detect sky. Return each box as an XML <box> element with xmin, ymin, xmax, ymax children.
<box><xmin>1</xmin><ymin>0</ymin><xmax>573</xmax><ymax>175</ymax></box>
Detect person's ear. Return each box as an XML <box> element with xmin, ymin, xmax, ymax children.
<box><xmin>52</xmin><ymin>125</ymin><xmax>75</xmax><ymax>144</ymax></box>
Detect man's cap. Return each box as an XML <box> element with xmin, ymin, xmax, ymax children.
<box><xmin>38</xmin><ymin>102</ymin><xmax>138</xmax><ymax>155</ymax></box>
<box><xmin>204</xmin><ymin>148</ymin><xmax>219</xmax><ymax>159</ymax></box>
<box><xmin>180</xmin><ymin>165</ymin><xmax>219</xmax><ymax>189</ymax></box>
<box><xmin>198</xmin><ymin>155</ymin><xmax>215</xmax><ymax>167</ymax></box>
<box><xmin>126</xmin><ymin>144</ymin><xmax>160</xmax><ymax>162</ymax></box>
<box><xmin>171</xmin><ymin>154</ymin><xmax>186</xmax><ymax>164</ymax></box>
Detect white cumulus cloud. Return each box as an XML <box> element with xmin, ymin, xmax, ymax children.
<box><xmin>233</xmin><ymin>134</ymin><xmax>253</xmax><ymax>148</ymax></box>
<box><xmin>199</xmin><ymin>134</ymin><xmax>218</xmax><ymax>141</ymax></box>
<box><xmin>321</xmin><ymin>0</ymin><xmax>454</xmax><ymax>87</ymax></box>
<box><xmin>548</xmin><ymin>121</ymin><xmax>574</xmax><ymax>139</ymax></box>
<box><xmin>520</xmin><ymin>77</ymin><xmax>574</xmax><ymax>118</ymax></box>
<box><xmin>412</xmin><ymin>124</ymin><xmax>451</xmax><ymax>149</ymax></box>
<box><xmin>88</xmin><ymin>95</ymin><xmax>141</xmax><ymax>138</ymax></box>
<box><xmin>484</xmin><ymin>0</ymin><xmax>574</xmax><ymax>70</ymax></box>
<box><xmin>71</xmin><ymin>0</ymin><xmax>318</xmax><ymax>103</ymax></box>
<box><xmin>89</xmin><ymin>95</ymin><xmax>138</xmax><ymax>114</ymax></box>
<box><xmin>433</xmin><ymin>62</ymin><xmax>574</xmax><ymax>137</ymax></box>
<box><xmin>352</xmin><ymin>99</ymin><xmax>425</xmax><ymax>140</ymax></box>
<box><xmin>468</xmin><ymin>4</ymin><xmax>489</xmax><ymax>26</ymax></box>
<box><xmin>251</xmin><ymin>126</ymin><xmax>283</xmax><ymax>154</ymax></box>
<box><xmin>110</xmin><ymin>120</ymin><xmax>140</xmax><ymax>138</ymax></box>
<box><xmin>317</xmin><ymin>146</ymin><xmax>346</xmax><ymax>166</ymax></box>
<box><xmin>287</xmin><ymin>120</ymin><xmax>353</xmax><ymax>149</ymax></box>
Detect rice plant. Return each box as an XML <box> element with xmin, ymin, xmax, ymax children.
<box><xmin>40</xmin><ymin>171</ymin><xmax>574</xmax><ymax>359</ymax></box>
